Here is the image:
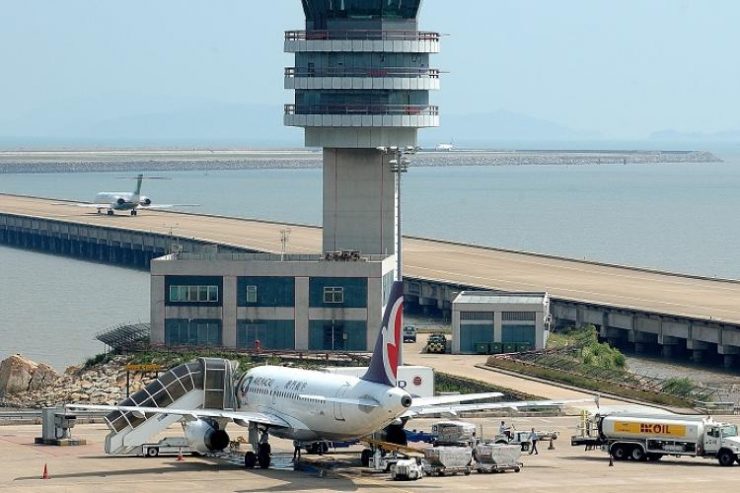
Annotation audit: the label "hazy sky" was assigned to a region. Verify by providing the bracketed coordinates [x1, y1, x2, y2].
[1, 0, 738, 139]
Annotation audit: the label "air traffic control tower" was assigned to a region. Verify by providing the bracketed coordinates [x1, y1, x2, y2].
[285, 0, 440, 259]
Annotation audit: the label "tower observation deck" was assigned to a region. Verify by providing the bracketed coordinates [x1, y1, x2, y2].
[285, 0, 440, 258]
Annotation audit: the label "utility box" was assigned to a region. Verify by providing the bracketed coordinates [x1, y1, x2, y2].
[35, 407, 87, 446]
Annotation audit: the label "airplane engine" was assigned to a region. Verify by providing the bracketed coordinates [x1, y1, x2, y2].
[183, 419, 230, 454]
[140, 196, 151, 206]
[378, 423, 408, 446]
[116, 197, 126, 205]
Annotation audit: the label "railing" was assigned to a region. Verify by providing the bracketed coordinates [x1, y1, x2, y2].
[285, 104, 439, 116]
[285, 67, 440, 78]
[285, 30, 440, 42]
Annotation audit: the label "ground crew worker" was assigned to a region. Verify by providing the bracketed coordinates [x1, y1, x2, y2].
[499, 420, 512, 440]
[529, 428, 539, 455]
[292, 440, 301, 462]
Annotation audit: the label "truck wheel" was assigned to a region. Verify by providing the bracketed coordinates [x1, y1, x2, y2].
[146, 447, 159, 458]
[611, 445, 627, 461]
[718, 450, 734, 467]
[631, 447, 646, 462]
[647, 453, 663, 462]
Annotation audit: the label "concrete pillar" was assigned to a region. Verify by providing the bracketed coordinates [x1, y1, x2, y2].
[322, 148, 396, 257]
[661, 345, 674, 359]
[222, 276, 237, 348]
[692, 350, 704, 363]
[150, 275, 166, 345]
[294, 277, 310, 351]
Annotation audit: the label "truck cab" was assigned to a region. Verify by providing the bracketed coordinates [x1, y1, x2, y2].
[704, 424, 740, 466]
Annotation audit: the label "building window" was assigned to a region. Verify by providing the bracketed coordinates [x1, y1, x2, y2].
[246, 285, 258, 303]
[460, 311, 494, 321]
[169, 285, 219, 303]
[323, 287, 344, 304]
[502, 311, 536, 322]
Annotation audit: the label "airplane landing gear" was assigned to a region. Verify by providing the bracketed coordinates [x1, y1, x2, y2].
[106, 210, 114, 216]
[258, 443, 271, 469]
[244, 451, 256, 469]
[130, 210, 137, 216]
[246, 424, 272, 469]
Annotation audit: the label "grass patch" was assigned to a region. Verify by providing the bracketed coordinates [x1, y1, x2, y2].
[435, 372, 541, 401]
[487, 357, 695, 408]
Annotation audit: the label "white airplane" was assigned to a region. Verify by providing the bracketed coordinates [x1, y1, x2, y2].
[69, 281, 590, 469]
[74, 173, 195, 216]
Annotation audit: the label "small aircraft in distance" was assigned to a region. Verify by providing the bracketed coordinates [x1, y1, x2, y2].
[74, 173, 196, 216]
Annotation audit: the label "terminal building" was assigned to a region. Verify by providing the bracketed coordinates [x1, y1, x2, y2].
[451, 292, 551, 354]
[150, 0, 440, 351]
[151, 253, 394, 351]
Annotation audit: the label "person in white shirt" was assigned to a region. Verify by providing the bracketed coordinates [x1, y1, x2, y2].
[499, 420, 512, 440]
[528, 428, 539, 455]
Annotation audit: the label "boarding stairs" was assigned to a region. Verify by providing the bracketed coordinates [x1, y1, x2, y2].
[102, 357, 237, 455]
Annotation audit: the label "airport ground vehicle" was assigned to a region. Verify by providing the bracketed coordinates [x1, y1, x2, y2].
[140, 437, 192, 457]
[403, 326, 417, 343]
[422, 446, 473, 476]
[425, 334, 447, 353]
[390, 458, 424, 480]
[431, 421, 477, 447]
[571, 413, 740, 466]
[494, 429, 559, 452]
[473, 444, 523, 473]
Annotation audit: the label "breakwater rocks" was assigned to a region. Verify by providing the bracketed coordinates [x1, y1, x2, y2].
[0, 149, 721, 173]
[0, 354, 154, 409]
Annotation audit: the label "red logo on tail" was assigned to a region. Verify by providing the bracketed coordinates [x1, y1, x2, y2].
[382, 297, 403, 385]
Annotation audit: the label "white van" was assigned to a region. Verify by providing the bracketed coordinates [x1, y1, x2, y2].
[403, 326, 417, 343]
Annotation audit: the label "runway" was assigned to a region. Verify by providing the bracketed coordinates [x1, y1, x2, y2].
[2, 193, 740, 325]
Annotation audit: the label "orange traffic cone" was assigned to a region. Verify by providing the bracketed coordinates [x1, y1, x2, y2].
[42, 463, 50, 480]
[176, 447, 185, 462]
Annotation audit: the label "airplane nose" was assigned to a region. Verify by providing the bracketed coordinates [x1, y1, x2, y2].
[401, 395, 412, 408]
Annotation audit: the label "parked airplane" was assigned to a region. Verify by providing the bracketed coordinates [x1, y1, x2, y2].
[69, 281, 589, 469]
[74, 173, 195, 216]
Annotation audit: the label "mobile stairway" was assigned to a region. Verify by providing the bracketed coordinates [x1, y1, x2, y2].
[102, 357, 237, 455]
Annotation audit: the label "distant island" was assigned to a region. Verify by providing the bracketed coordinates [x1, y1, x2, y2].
[0, 149, 721, 174]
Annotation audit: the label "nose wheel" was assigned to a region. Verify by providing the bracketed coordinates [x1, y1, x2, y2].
[130, 210, 138, 216]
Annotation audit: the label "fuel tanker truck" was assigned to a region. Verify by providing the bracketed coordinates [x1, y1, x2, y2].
[571, 412, 740, 466]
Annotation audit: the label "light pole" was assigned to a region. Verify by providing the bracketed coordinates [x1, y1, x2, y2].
[377, 146, 416, 281]
[377, 146, 417, 365]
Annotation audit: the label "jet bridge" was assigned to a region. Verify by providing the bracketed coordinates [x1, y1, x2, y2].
[103, 357, 237, 455]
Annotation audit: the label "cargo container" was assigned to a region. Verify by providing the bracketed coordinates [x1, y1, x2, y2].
[422, 446, 473, 476]
[572, 412, 740, 466]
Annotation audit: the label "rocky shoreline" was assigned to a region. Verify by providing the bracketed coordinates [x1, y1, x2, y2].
[0, 354, 154, 409]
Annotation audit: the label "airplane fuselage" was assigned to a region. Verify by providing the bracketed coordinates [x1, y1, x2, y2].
[94, 192, 140, 211]
[236, 366, 411, 442]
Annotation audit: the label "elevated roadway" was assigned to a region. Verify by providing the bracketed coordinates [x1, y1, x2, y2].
[2, 193, 740, 364]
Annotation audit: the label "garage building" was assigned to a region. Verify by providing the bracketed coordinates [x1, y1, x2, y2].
[452, 291, 550, 354]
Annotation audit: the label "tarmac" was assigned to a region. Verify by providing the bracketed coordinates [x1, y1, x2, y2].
[2, 193, 740, 325]
[3, 415, 740, 493]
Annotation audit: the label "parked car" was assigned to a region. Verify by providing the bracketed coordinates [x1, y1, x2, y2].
[403, 326, 417, 342]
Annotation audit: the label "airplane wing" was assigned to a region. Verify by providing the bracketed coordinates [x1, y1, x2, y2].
[402, 398, 596, 418]
[66, 403, 289, 428]
[52, 202, 112, 208]
[139, 204, 199, 209]
[410, 392, 503, 408]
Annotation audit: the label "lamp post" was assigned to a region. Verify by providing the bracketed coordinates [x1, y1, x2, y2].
[377, 146, 416, 281]
[377, 146, 417, 366]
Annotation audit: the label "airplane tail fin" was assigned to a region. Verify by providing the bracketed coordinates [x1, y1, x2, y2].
[133, 173, 144, 197]
[361, 281, 403, 387]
